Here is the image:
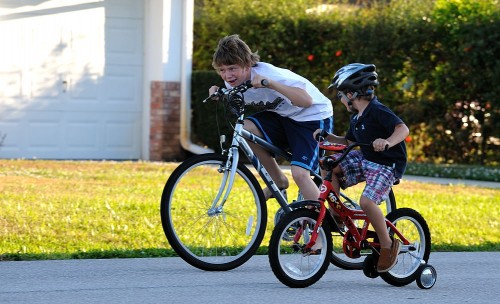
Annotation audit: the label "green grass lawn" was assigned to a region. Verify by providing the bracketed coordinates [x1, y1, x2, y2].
[0, 159, 498, 261]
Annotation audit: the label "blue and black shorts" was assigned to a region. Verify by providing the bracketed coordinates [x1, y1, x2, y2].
[246, 111, 333, 172]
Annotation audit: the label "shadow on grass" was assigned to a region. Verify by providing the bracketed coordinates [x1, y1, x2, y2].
[0, 248, 177, 261]
[1, 243, 498, 261]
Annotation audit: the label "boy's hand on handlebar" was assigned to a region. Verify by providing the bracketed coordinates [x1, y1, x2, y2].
[209, 85, 220, 96]
[251, 73, 269, 88]
[313, 129, 329, 141]
[372, 138, 390, 151]
[205, 85, 221, 102]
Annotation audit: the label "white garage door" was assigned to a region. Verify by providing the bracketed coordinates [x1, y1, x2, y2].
[0, 0, 144, 159]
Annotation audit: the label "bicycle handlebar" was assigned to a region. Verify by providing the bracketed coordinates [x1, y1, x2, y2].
[314, 129, 329, 142]
[318, 141, 388, 171]
[319, 142, 363, 171]
[203, 80, 253, 103]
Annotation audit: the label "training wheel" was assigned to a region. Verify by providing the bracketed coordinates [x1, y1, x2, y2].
[416, 264, 437, 289]
[362, 254, 379, 279]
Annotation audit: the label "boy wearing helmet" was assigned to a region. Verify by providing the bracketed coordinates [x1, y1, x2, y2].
[314, 63, 409, 272]
[209, 35, 333, 201]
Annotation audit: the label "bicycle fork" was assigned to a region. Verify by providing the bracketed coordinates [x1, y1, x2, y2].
[301, 199, 329, 254]
[207, 147, 240, 216]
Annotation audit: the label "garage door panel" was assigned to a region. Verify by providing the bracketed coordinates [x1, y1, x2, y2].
[68, 73, 102, 101]
[105, 0, 143, 18]
[66, 121, 99, 149]
[65, 111, 140, 159]
[106, 121, 138, 149]
[106, 18, 142, 66]
[26, 112, 63, 152]
[103, 75, 141, 109]
[0, 111, 63, 157]
[30, 73, 62, 99]
[0, 111, 141, 159]
[0, 111, 25, 154]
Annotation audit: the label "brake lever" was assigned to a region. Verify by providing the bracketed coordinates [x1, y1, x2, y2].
[202, 87, 227, 103]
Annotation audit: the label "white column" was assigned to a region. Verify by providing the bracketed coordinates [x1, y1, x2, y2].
[178, 0, 212, 154]
[142, 0, 211, 158]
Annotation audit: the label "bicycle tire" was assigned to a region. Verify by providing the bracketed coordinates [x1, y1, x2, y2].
[268, 209, 332, 288]
[380, 207, 431, 286]
[160, 153, 267, 271]
[330, 189, 397, 270]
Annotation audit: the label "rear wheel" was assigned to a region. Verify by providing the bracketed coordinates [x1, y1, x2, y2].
[380, 208, 431, 286]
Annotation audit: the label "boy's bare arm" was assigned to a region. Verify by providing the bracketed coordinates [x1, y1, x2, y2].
[373, 123, 409, 151]
[313, 129, 350, 145]
[252, 73, 313, 108]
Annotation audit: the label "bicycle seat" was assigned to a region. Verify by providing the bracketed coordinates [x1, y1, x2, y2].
[319, 142, 346, 152]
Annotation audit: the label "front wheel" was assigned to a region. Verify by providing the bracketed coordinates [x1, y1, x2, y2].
[380, 207, 431, 286]
[268, 209, 332, 288]
[160, 153, 267, 271]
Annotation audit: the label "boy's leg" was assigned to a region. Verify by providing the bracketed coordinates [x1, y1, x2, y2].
[327, 151, 363, 226]
[361, 196, 400, 272]
[360, 197, 392, 248]
[290, 165, 318, 200]
[328, 150, 364, 196]
[243, 119, 289, 199]
[286, 117, 332, 201]
[360, 161, 400, 272]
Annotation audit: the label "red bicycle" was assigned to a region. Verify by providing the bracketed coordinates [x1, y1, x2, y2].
[268, 141, 437, 289]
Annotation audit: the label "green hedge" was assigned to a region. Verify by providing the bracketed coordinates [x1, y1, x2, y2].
[191, 70, 224, 152]
[191, 0, 499, 165]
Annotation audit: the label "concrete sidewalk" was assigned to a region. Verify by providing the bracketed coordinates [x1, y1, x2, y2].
[1, 253, 499, 304]
[403, 175, 499, 189]
[277, 165, 499, 189]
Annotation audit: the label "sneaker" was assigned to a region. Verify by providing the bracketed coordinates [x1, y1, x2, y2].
[377, 240, 401, 273]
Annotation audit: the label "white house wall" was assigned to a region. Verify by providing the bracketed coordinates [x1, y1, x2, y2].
[0, 0, 145, 159]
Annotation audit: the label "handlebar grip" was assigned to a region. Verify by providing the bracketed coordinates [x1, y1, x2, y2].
[202, 87, 226, 103]
[368, 141, 390, 151]
[315, 129, 329, 141]
[244, 80, 253, 88]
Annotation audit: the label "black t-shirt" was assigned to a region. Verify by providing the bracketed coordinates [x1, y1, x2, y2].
[345, 97, 407, 178]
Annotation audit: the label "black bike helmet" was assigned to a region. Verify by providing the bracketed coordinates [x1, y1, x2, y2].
[328, 63, 379, 92]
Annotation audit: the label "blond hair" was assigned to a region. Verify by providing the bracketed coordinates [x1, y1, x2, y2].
[212, 34, 260, 69]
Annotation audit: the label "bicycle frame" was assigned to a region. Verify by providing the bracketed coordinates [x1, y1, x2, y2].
[211, 112, 297, 214]
[206, 81, 346, 222]
[302, 161, 413, 258]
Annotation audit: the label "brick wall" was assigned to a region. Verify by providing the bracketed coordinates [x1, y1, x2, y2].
[150, 81, 186, 161]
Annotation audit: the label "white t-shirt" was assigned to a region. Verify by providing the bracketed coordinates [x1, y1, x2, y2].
[224, 62, 333, 122]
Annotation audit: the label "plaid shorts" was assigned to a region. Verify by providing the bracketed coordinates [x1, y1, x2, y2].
[331, 150, 396, 204]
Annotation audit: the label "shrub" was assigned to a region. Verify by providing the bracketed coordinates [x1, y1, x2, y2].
[191, 0, 499, 165]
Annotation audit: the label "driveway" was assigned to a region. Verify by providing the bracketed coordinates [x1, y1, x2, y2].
[1, 252, 498, 304]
